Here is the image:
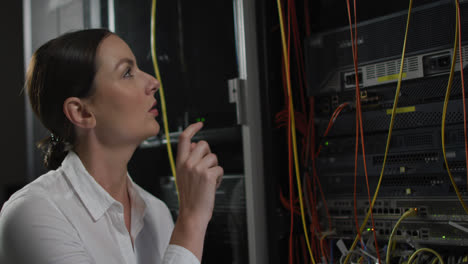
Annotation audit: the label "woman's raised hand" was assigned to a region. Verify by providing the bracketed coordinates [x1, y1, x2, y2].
[169, 122, 223, 261]
[175, 122, 224, 226]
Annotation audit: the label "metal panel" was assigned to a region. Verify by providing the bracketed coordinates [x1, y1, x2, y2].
[235, 0, 268, 263]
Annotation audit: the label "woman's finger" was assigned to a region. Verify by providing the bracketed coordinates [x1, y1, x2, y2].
[208, 166, 224, 188]
[176, 122, 203, 163]
[186, 140, 211, 165]
[198, 153, 218, 170]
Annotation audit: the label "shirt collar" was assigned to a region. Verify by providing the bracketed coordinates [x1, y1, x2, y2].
[61, 151, 146, 223]
[127, 176, 147, 239]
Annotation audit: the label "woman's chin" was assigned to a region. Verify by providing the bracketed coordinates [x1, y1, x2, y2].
[148, 121, 160, 137]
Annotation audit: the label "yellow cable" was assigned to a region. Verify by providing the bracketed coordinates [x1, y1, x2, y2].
[276, 0, 316, 263]
[344, 1, 413, 263]
[407, 248, 444, 264]
[358, 256, 364, 263]
[151, 0, 179, 200]
[441, 0, 468, 215]
[386, 208, 417, 264]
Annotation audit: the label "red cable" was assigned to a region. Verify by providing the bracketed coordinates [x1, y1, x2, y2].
[315, 103, 348, 158]
[295, 237, 301, 264]
[280, 190, 301, 215]
[345, 0, 364, 247]
[320, 237, 328, 264]
[346, 0, 381, 262]
[309, 98, 333, 231]
[456, 0, 468, 192]
[305, 170, 321, 261]
[290, 0, 307, 113]
[300, 237, 308, 264]
[288, 103, 294, 264]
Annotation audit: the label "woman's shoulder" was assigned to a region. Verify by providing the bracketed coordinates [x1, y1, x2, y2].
[0, 170, 89, 264]
[0, 170, 68, 238]
[0, 169, 66, 219]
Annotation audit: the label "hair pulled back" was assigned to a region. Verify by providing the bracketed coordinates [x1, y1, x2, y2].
[26, 29, 112, 170]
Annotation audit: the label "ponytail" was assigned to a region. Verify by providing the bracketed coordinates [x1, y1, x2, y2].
[37, 134, 71, 170]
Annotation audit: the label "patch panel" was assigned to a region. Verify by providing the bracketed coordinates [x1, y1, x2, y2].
[330, 218, 468, 246]
[325, 199, 468, 221]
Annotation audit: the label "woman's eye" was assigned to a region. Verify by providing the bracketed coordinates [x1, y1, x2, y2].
[123, 67, 133, 78]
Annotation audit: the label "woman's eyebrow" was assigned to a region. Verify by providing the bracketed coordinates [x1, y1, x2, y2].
[114, 57, 134, 70]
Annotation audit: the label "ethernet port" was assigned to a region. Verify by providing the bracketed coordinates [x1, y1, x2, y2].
[397, 230, 402, 236]
[419, 207, 428, 216]
[412, 230, 419, 237]
[396, 208, 401, 214]
[385, 229, 390, 235]
[389, 208, 395, 214]
[383, 208, 389, 214]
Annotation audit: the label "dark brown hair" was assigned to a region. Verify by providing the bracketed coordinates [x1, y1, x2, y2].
[26, 29, 112, 170]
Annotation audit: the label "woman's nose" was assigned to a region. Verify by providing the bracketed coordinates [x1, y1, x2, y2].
[146, 73, 160, 95]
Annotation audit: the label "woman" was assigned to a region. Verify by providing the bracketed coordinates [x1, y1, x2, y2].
[0, 29, 223, 264]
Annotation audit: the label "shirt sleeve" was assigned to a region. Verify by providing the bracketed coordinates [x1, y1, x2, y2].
[162, 244, 200, 264]
[156, 201, 200, 264]
[0, 193, 95, 264]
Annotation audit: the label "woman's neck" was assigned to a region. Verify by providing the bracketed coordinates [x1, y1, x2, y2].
[74, 139, 136, 204]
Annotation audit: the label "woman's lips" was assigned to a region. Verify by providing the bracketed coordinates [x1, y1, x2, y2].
[149, 108, 159, 116]
[149, 101, 159, 116]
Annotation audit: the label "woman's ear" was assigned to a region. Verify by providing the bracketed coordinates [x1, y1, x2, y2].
[63, 97, 96, 129]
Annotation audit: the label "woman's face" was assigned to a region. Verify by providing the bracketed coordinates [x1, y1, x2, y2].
[87, 34, 160, 147]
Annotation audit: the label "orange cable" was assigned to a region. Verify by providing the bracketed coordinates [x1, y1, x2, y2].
[346, 0, 381, 262]
[346, 0, 363, 250]
[310, 98, 333, 230]
[300, 237, 308, 264]
[290, 0, 306, 113]
[315, 103, 348, 158]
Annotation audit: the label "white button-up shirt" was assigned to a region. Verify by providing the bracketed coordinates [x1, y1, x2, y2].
[0, 151, 199, 264]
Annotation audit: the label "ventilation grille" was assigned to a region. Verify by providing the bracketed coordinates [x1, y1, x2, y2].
[455, 46, 468, 65]
[373, 152, 438, 165]
[445, 129, 466, 145]
[445, 161, 467, 172]
[404, 134, 433, 147]
[382, 174, 442, 187]
[366, 57, 419, 80]
[364, 111, 463, 132]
